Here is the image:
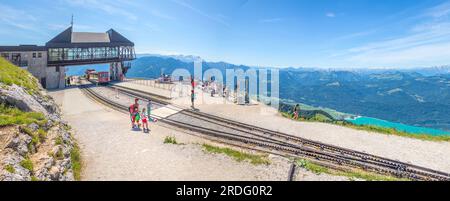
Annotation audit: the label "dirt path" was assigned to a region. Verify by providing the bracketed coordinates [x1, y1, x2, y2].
[48, 87, 346, 181]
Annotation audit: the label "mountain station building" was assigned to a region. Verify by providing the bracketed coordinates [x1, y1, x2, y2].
[0, 26, 135, 89]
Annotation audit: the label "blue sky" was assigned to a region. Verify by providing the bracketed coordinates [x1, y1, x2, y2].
[2, 0, 450, 68]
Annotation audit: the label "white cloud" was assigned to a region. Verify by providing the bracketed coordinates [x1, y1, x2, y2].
[334, 29, 377, 41]
[259, 18, 283, 23]
[331, 1, 450, 68]
[0, 4, 37, 31]
[149, 9, 176, 21]
[326, 12, 336, 18]
[143, 23, 163, 32]
[66, 0, 138, 20]
[171, 0, 230, 27]
[48, 23, 93, 31]
[425, 1, 450, 18]
[348, 41, 450, 67]
[135, 49, 183, 56]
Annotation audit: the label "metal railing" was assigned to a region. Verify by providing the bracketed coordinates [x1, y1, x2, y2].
[125, 78, 174, 90]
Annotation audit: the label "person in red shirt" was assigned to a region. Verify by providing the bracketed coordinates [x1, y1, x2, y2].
[129, 98, 139, 128]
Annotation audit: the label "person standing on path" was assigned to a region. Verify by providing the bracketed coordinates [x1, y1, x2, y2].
[129, 98, 140, 128]
[191, 76, 195, 109]
[147, 100, 154, 122]
[293, 104, 300, 120]
[141, 108, 149, 133]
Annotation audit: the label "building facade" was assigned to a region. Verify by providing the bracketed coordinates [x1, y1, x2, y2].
[0, 27, 135, 89]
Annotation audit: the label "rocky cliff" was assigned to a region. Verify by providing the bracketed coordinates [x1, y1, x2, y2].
[0, 58, 80, 181]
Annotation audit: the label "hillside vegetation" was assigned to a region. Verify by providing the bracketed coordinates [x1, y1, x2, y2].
[281, 112, 450, 141]
[0, 59, 80, 181]
[0, 104, 47, 127]
[0, 57, 40, 95]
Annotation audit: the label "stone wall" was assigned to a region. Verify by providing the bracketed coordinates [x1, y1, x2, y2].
[45, 66, 66, 89]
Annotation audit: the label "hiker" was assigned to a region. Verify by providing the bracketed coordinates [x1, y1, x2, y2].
[223, 86, 227, 97]
[191, 89, 195, 109]
[293, 104, 300, 120]
[129, 98, 140, 128]
[141, 108, 149, 133]
[190, 76, 195, 109]
[147, 100, 154, 121]
[146, 100, 158, 123]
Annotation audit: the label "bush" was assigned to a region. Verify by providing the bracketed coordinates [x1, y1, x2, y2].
[37, 129, 47, 142]
[0, 104, 46, 127]
[70, 143, 82, 181]
[164, 136, 178, 144]
[5, 165, 15, 173]
[55, 136, 63, 145]
[202, 144, 270, 165]
[20, 159, 33, 172]
[295, 158, 408, 181]
[54, 148, 64, 160]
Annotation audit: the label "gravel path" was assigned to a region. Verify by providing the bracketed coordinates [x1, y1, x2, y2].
[48, 87, 347, 181]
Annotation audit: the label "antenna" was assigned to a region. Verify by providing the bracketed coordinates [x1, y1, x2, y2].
[71, 14, 74, 27]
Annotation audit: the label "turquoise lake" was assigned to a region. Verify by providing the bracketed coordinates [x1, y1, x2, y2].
[345, 117, 450, 136]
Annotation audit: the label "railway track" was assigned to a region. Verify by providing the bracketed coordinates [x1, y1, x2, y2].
[181, 110, 450, 180]
[81, 84, 450, 181]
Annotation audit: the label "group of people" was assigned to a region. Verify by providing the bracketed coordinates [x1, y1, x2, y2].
[129, 98, 157, 133]
[65, 76, 76, 87]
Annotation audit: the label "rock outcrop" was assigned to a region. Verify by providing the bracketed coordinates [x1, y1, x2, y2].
[0, 82, 79, 181]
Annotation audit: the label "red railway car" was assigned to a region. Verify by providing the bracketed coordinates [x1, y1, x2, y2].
[86, 69, 110, 84]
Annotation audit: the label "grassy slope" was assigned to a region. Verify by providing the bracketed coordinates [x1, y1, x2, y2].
[295, 158, 409, 181]
[0, 57, 47, 126]
[281, 112, 450, 142]
[0, 57, 40, 95]
[0, 58, 82, 180]
[0, 104, 47, 127]
[202, 144, 270, 165]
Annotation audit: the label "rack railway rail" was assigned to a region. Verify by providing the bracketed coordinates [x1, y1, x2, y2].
[80, 83, 450, 181]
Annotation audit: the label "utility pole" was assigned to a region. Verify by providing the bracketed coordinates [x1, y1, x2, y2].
[71, 14, 74, 27]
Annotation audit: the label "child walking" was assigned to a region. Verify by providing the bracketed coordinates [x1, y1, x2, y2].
[134, 106, 141, 129]
[141, 108, 149, 133]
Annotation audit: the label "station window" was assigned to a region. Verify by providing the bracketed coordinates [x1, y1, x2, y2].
[1, 53, 9, 59]
[33, 53, 37, 58]
[11, 53, 21, 62]
[56, 66, 60, 72]
[38, 52, 42, 58]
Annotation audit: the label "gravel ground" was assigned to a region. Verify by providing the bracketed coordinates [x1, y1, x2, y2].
[166, 112, 271, 141]
[48, 87, 346, 181]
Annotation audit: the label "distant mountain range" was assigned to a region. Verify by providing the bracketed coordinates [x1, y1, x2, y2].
[68, 54, 450, 131]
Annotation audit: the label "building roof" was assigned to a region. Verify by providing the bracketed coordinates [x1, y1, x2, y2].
[46, 26, 134, 48]
[0, 45, 46, 52]
[71, 32, 110, 43]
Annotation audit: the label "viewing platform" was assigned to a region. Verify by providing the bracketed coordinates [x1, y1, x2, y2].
[111, 78, 174, 100]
